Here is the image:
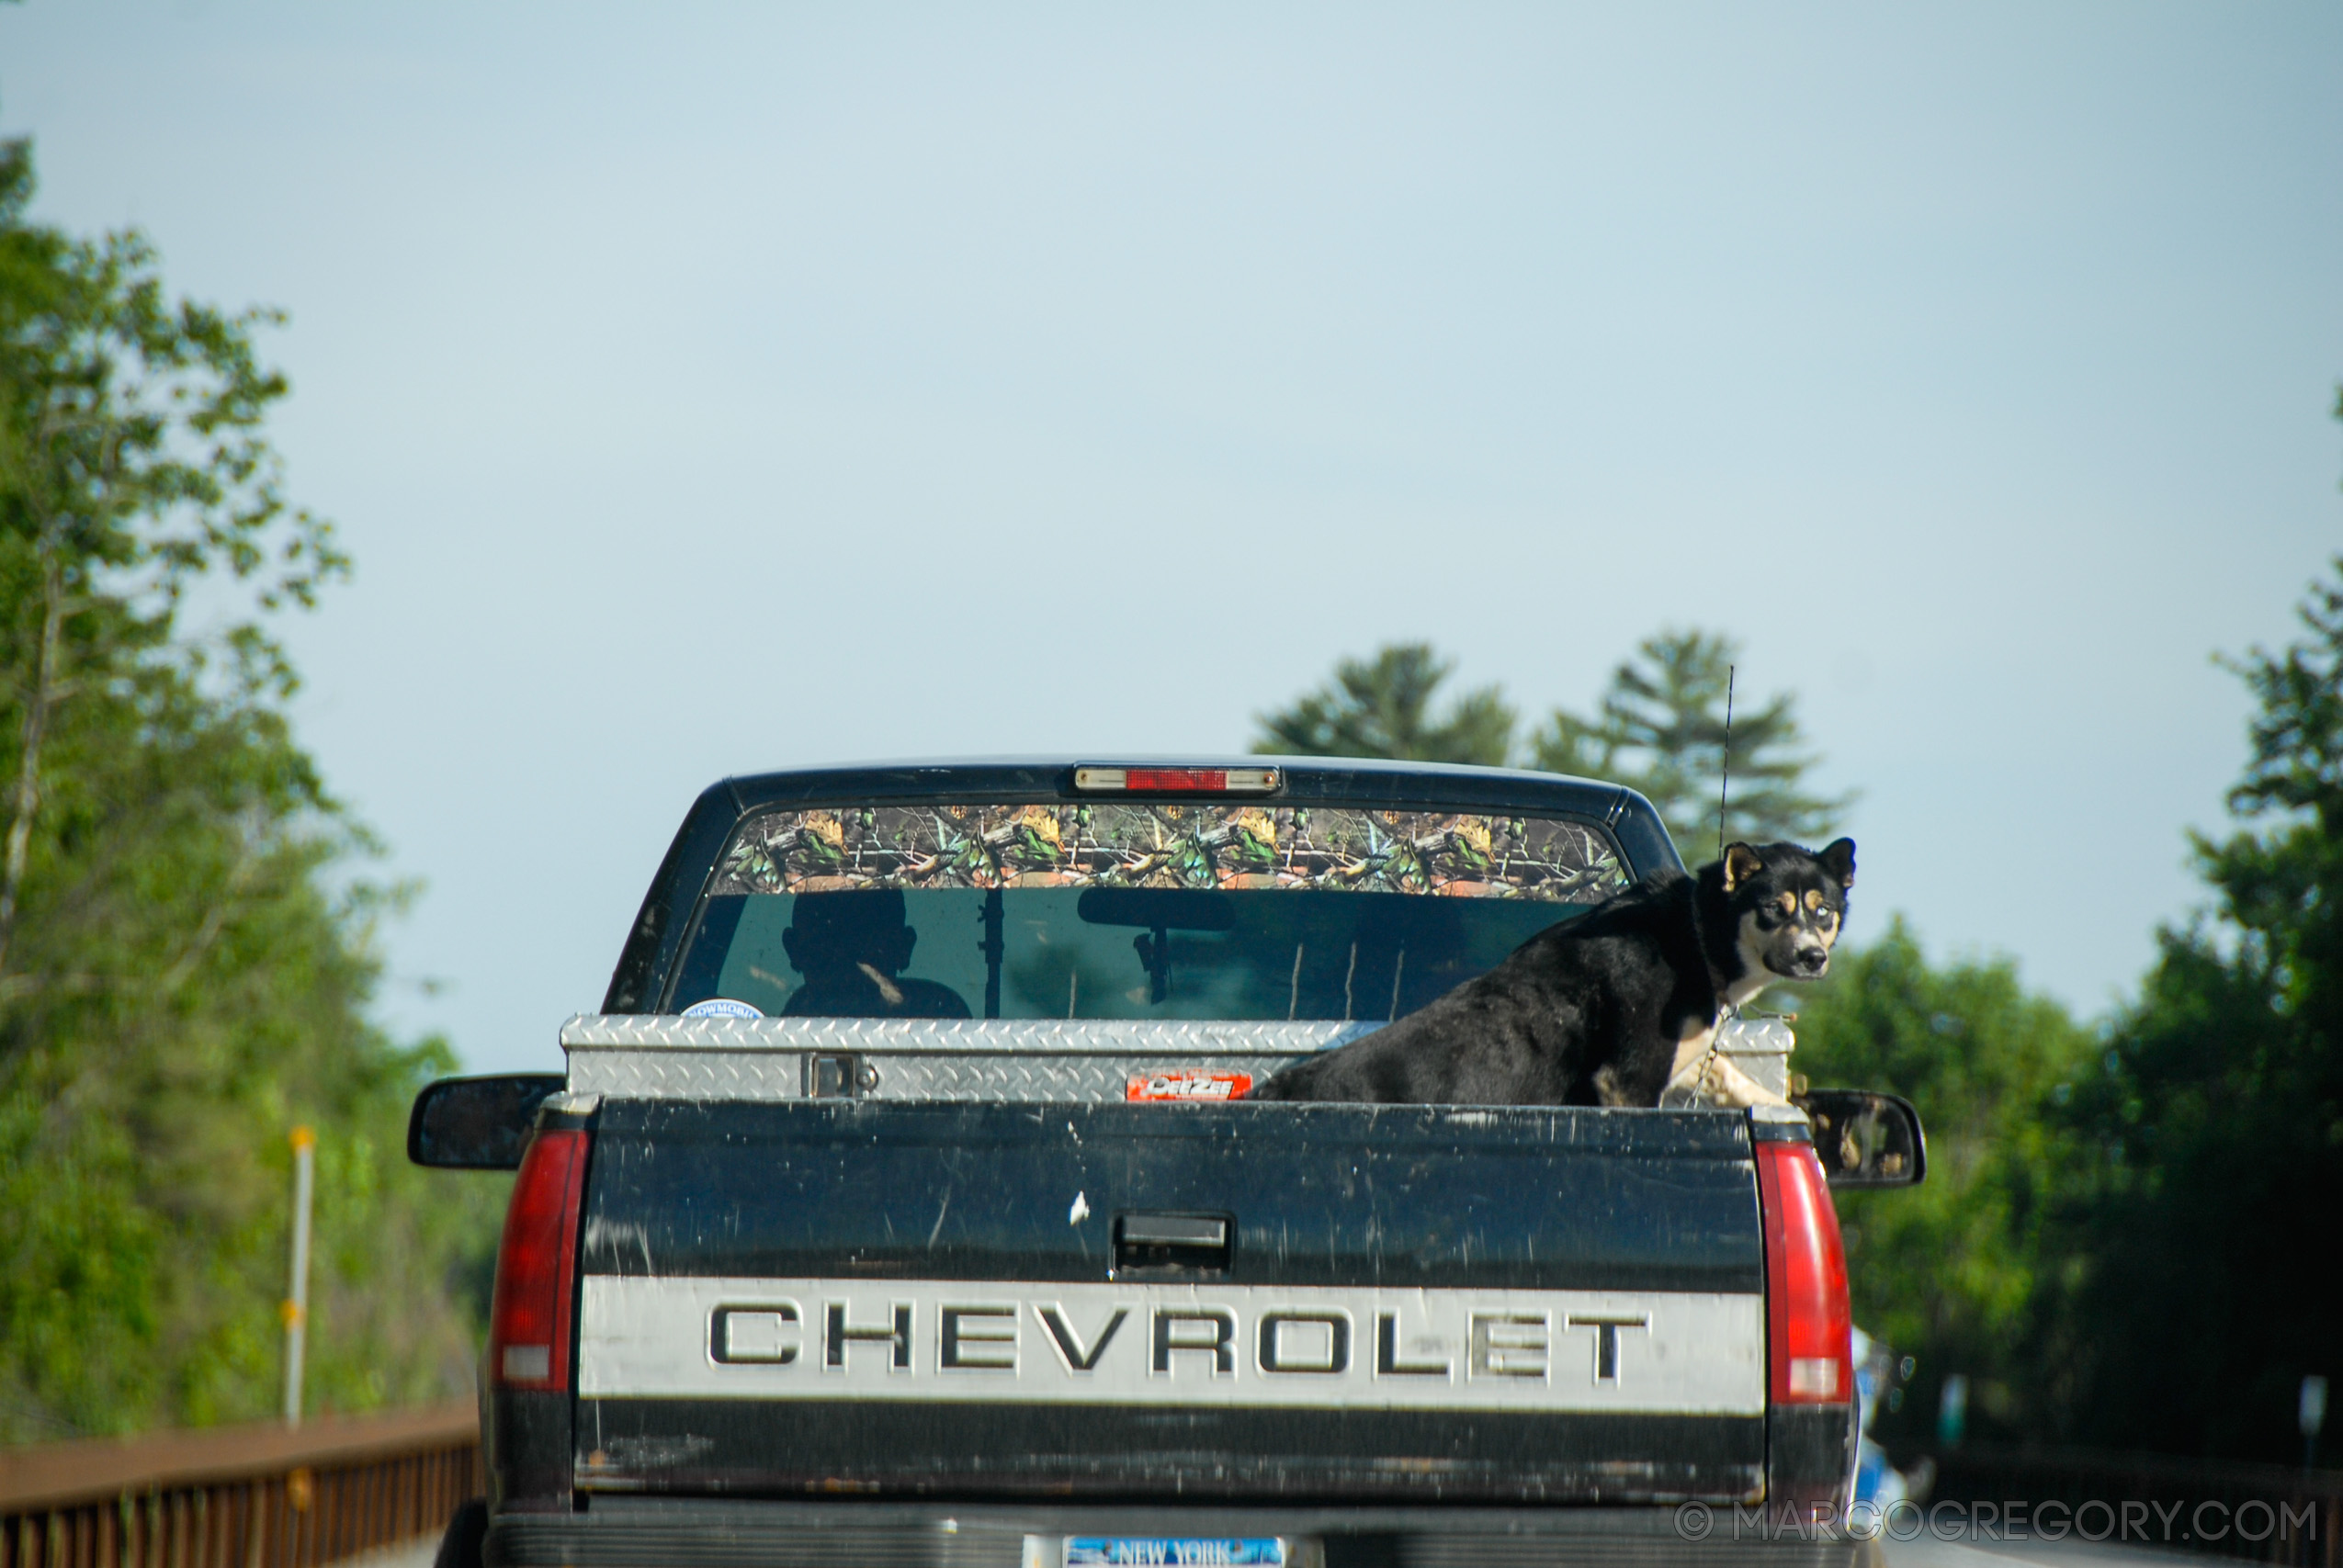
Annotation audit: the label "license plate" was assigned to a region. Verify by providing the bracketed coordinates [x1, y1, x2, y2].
[1064, 1540, 1285, 1567]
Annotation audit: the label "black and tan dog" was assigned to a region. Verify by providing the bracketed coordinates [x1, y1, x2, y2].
[1247, 839, 1855, 1108]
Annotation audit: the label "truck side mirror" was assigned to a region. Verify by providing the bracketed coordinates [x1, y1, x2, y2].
[1794, 1089, 1927, 1189]
[408, 1074, 566, 1169]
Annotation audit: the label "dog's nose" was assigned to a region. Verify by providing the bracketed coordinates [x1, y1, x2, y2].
[1794, 947, 1829, 975]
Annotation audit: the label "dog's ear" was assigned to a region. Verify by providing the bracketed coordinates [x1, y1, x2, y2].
[1721, 842, 1763, 893]
[1818, 838, 1856, 889]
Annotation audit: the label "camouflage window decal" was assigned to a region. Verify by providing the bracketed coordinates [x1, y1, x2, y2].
[713, 804, 1628, 902]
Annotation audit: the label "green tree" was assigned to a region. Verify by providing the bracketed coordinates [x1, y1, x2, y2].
[2037, 555, 2343, 1462]
[1786, 921, 2094, 1451]
[1529, 628, 1848, 852]
[0, 139, 501, 1442]
[1253, 642, 1515, 766]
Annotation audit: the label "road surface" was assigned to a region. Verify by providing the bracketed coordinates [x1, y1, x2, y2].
[1895, 1536, 2248, 1567]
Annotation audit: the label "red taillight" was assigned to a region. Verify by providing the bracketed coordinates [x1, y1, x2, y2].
[1755, 1137, 1852, 1404]
[489, 1128, 589, 1390]
[1072, 766, 1281, 795]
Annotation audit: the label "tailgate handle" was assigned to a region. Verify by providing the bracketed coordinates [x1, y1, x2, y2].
[1114, 1213, 1231, 1276]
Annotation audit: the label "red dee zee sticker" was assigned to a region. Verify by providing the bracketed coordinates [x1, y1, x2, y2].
[1126, 1070, 1253, 1102]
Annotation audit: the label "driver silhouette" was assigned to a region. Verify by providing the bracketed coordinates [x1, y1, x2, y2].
[779, 890, 970, 1018]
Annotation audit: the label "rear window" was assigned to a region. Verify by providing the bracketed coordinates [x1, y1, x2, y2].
[668, 803, 1629, 1022]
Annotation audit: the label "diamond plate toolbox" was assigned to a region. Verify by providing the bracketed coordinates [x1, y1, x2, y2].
[560, 1015, 1380, 1103]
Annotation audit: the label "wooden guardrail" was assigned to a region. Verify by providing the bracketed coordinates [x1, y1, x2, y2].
[1933, 1444, 2342, 1567]
[0, 1405, 479, 1568]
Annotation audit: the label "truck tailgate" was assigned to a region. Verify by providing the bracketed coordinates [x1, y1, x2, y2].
[572, 1100, 1765, 1505]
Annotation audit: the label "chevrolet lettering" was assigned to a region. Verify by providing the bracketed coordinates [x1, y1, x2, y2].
[583, 1280, 1761, 1410]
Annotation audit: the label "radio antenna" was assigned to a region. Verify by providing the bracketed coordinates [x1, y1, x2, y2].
[1716, 663, 1736, 862]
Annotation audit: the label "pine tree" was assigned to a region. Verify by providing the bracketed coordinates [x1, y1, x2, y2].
[1528, 629, 1849, 855]
[1252, 642, 1514, 767]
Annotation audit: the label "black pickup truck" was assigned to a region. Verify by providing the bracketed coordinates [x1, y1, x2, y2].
[413, 759, 1923, 1568]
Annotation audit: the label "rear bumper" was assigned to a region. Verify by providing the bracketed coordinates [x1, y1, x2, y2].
[487, 1498, 1874, 1568]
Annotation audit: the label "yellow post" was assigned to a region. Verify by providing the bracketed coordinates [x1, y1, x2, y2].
[283, 1125, 316, 1427]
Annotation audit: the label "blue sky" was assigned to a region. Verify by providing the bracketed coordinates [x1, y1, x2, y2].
[6, 2, 2339, 1070]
